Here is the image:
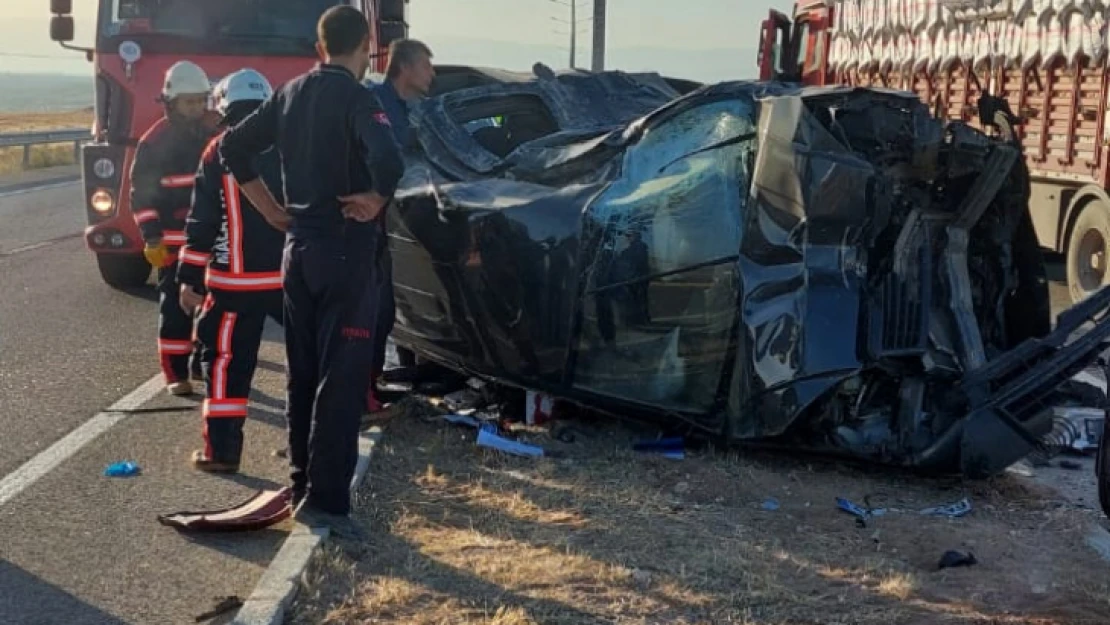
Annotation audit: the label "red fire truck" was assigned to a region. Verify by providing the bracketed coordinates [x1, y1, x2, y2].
[757, 0, 1110, 306]
[46, 0, 408, 289]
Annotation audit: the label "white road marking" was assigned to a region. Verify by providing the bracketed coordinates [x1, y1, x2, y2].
[0, 179, 80, 200]
[0, 374, 165, 508]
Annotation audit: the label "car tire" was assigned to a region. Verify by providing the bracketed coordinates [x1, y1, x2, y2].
[96, 253, 151, 290]
[1066, 198, 1110, 305]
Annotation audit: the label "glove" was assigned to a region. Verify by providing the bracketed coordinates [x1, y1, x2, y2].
[143, 242, 172, 268]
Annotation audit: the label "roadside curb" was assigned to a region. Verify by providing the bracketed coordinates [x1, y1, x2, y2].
[230, 427, 384, 625]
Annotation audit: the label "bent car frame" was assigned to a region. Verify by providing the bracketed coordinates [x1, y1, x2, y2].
[385, 65, 1110, 479]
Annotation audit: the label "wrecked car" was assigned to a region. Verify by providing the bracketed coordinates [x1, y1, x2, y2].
[385, 65, 1110, 478]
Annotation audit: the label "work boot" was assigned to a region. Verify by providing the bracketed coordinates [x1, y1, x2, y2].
[190, 450, 239, 474]
[292, 500, 367, 541]
[167, 380, 194, 396]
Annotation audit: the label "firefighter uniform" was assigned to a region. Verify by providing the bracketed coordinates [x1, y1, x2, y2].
[131, 113, 213, 389]
[220, 63, 405, 515]
[179, 136, 284, 472]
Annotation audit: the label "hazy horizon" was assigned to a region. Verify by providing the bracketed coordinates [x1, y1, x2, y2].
[0, 1, 792, 80]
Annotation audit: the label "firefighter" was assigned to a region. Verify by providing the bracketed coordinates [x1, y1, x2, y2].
[131, 60, 213, 396]
[177, 69, 285, 474]
[219, 6, 404, 539]
[364, 38, 436, 420]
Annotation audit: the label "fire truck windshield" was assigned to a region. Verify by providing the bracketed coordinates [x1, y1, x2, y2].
[97, 0, 343, 56]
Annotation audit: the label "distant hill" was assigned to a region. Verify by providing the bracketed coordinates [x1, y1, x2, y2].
[0, 73, 93, 113]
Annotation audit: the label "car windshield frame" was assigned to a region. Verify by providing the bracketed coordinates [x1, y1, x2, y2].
[95, 0, 344, 57]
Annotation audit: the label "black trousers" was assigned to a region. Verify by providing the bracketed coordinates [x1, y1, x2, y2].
[156, 264, 197, 383]
[283, 232, 387, 515]
[196, 290, 283, 464]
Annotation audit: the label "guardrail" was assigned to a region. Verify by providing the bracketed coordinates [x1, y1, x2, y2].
[0, 128, 89, 169]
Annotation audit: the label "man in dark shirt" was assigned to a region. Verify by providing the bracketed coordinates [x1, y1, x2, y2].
[219, 5, 404, 539]
[364, 39, 435, 419]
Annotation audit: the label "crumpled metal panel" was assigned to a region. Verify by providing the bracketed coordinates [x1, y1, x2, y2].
[387, 68, 1110, 477]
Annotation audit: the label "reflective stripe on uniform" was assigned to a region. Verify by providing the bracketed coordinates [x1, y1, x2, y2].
[206, 268, 283, 291]
[157, 338, 193, 356]
[134, 209, 160, 224]
[202, 398, 249, 418]
[180, 248, 210, 267]
[160, 174, 195, 188]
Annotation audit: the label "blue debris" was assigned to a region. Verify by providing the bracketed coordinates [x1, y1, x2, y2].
[104, 461, 141, 477]
[442, 414, 482, 429]
[836, 497, 886, 520]
[919, 498, 972, 519]
[476, 428, 545, 458]
[762, 497, 780, 511]
[633, 437, 685, 460]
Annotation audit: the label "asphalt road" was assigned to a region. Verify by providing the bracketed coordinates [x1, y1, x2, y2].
[0, 172, 292, 624]
[0, 170, 1084, 623]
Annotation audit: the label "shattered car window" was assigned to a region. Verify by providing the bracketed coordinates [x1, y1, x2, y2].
[573, 99, 756, 415]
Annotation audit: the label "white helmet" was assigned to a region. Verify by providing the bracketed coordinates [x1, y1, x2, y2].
[162, 60, 210, 100]
[214, 69, 273, 116]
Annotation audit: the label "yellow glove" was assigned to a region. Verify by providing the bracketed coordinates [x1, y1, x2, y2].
[143, 242, 171, 268]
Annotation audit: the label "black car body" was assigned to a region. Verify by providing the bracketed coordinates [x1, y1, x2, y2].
[385, 65, 1110, 478]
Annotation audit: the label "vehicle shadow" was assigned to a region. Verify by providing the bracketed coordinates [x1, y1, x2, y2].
[0, 559, 130, 625]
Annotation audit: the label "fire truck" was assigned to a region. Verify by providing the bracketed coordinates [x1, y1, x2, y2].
[46, 0, 408, 289]
[757, 0, 1110, 306]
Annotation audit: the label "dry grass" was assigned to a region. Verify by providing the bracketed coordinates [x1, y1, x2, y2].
[0, 109, 92, 176]
[289, 404, 1110, 625]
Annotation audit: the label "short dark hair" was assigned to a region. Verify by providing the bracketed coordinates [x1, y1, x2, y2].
[386, 39, 433, 79]
[317, 6, 369, 57]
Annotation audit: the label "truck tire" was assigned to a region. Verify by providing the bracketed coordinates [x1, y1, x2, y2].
[96, 253, 151, 290]
[1066, 197, 1110, 304]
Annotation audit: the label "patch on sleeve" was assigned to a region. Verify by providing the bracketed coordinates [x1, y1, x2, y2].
[373, 111, 392, 127]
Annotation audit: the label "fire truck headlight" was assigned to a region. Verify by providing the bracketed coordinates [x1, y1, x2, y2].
[93, 158, 115, 179]
[91, 189, 114, 214]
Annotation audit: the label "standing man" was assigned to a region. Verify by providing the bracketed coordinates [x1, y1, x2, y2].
[178, 69, 285, 474]
[365, 38, 436, 419]
[219, 6, 405, 539]
[131, 60, 213, 396]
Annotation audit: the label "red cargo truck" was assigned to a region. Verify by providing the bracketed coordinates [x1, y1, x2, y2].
[758, 0, 1110, 305]
[46, 0, 408, 289]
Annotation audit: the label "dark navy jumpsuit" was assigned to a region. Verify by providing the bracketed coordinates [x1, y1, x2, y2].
[219, 64, 404, 515]
[178, 132, 286, 467]
[130, 116, 212, 384]
[366, 79, 412, 396]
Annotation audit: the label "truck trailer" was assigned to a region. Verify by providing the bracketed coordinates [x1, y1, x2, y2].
[758, 0, 1110, 304]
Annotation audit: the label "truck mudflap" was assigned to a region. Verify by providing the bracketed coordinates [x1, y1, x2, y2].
[948, 286, 1110, 478]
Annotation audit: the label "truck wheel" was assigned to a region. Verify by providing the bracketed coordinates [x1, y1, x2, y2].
[1066, 198, 1110, 304]
[96, 253, 151, 290]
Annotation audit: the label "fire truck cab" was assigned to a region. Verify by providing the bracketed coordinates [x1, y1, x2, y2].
[47, 0, 408, 289]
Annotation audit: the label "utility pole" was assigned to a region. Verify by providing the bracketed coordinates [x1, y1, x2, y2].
[569, 0, 577, 69]
[591, 0, 606, 71]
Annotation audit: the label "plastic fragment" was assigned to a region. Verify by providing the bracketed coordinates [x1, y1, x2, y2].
[104, 461, 141, 477]
[633, 437, 686, 460]
[442, 414, 482, 429]
[836, 497, 887, 521]
[919, 498, 973, 518]
[763, 498, 780, 511]
[476, 428, 545, 458]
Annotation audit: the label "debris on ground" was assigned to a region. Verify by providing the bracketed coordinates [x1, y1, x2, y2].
[287, 412, 1110, 625]
[104, 461, 141, 477]
[157, 488, 292, 533]
[194, 596, 243, 622]
[937, 550, 978, 571]
[919, 498, 973, 519]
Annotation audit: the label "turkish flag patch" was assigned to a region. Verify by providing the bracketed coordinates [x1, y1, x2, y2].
[373, 112, 392, 126]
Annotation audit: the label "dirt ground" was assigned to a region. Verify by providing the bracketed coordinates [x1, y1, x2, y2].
[288, 401, 1110, 625]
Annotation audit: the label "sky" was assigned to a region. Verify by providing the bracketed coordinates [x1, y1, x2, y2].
[0, 0, 795, 82]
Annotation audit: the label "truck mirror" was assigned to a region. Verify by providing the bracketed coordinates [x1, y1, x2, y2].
[51, 0, 73, 15]
[378, 0, 407, 23]
[378, 21, 407, 46]
[50, 15, 75, 43]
